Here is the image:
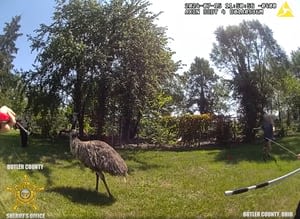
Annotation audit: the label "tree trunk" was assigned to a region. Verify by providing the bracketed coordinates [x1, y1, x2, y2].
[199, 86, 208, 114]
[121, 113, 131, 143]
[240, 82, 259, 142]
[96, 77, 108, 137]
[73, 75, 85, 137]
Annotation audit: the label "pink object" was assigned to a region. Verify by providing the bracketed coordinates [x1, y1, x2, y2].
[0, 112, 9, 122]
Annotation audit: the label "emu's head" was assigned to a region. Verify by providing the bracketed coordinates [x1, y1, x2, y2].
[69, 129, 79, 155]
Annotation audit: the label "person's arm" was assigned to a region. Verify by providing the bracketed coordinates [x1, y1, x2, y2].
[0, 106, 16, 131]
[0, 106, 16, 115]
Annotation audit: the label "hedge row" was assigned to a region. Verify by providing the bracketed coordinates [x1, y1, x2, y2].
[178, 114, 214, 145]
[145, 114, 235, 145]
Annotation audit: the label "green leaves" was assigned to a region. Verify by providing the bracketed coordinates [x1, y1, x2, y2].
[211, 20, 288, 141]
[0, 16, 22, 70]
[0, 16, 24, 112]
[184, 57, 218, 114]
[24, 0, 175, 140]
[291, 48, 300, 77]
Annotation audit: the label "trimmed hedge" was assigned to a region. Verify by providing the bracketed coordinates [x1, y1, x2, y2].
[140, 113, 236, 146]
[178, 113, 213, 146]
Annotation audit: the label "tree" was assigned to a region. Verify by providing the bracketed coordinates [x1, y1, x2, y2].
[0, 16, 24, 112]
[161, 72, 186, 115]
[26, 0, 114, 136]
[281, 74, 300, 125]
[211, 20, 288, 142]
[184, 57, 218, 114]
[0, 16, 22, 72]
[283, 49, 300, 123]
[291, 48, 300, 78]
[25, 0, 176, 140]
[211, 78, 231, 115]
[112, 6, 176, 142]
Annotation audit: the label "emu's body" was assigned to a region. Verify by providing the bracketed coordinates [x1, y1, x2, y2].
[70, 131, 128, 197]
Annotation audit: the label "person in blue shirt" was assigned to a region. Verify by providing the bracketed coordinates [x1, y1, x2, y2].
[262, 114, 274, 149]
[254, 113, 275, 161]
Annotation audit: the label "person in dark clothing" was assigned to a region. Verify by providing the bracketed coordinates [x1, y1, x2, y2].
[262, 114, 274, 155]
[253, 113, 276, 161]
[295, 201, 300, 219]
[16, 118, 29, 147]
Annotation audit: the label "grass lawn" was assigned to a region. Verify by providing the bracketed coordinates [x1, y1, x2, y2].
[0, 131, 299, 218]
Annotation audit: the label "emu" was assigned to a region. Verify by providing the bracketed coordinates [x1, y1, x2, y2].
[69, 130, 128, 197]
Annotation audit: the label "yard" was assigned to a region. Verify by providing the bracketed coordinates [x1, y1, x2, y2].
[0, 131, 299, 218]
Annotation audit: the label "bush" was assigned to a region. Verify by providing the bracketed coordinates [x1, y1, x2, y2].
[140, 113, 236, 146]
[29, 108, 70, 137]
[140, 115, 178, 145]
[214, 115, 232, 144]
[178, 113, 213, 146]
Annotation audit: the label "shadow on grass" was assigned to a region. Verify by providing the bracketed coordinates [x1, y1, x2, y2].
[0, 132, 72, 187]
[2, 132, 299, 175]
[47, 186, 115, 206]
[25, 165, 54, 186]
[214, 136, 300, 164]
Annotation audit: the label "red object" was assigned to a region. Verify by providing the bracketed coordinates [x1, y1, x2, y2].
[0, 112, 9, 122]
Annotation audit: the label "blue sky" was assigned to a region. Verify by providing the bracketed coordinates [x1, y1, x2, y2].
[1, 0, 300, 73]
[0, 0, 55, 71]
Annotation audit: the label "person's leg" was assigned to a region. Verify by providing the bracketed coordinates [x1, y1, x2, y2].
[263, 140, 272, 160]
[295, 200, 300, 219]
[263, 141, 268, 160]
[266, 140, 272, 154]
[20, 129, 28, 147]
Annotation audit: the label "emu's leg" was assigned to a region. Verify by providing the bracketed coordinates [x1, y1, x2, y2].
[98, 172, 113, 197]
[95, 173, 99, 191]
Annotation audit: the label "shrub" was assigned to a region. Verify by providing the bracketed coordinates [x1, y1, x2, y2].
[214, 115, 233, 144]
[140, 115, 179, 145]
[140, 113, 235, 146]
[178, 113, 213, 146]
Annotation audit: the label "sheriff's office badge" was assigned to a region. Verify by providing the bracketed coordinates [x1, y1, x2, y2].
[6, 175, 44, 210]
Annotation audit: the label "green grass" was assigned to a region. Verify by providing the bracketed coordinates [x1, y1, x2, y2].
[0, 131, 299, 218]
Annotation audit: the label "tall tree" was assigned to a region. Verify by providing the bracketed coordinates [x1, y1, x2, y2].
[0, 16, 23, 110]
[184, 57, 218, 114]
[113, 6, 176, 142]
[285, 49, 300, 122]
[25, 0, 107, 135]
[211, 20, 288, 142]
[291, 48, 300, 78]
[211, 78, 231, 115]
[25, 0, 176, 139]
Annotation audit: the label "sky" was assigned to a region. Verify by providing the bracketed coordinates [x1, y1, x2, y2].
[1, 0, 300, 75]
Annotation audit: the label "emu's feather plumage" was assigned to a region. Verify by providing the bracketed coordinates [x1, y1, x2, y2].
[71, 137, 128, 176]
[69, 130, 127, 197]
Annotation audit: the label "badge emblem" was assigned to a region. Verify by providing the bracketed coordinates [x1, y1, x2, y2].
[6, 175, 44, 210]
